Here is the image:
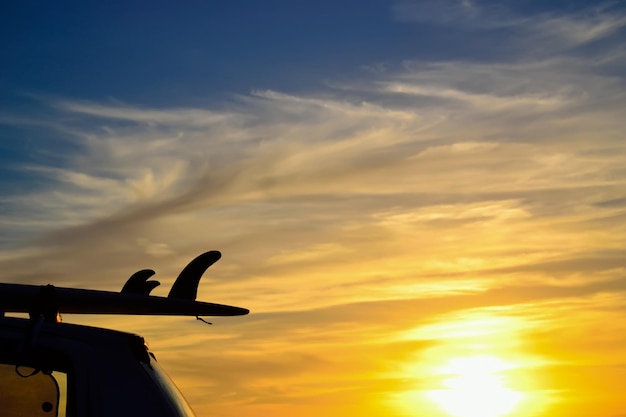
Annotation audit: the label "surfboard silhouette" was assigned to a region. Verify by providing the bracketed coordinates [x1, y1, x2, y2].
[0, 251, 248, 320]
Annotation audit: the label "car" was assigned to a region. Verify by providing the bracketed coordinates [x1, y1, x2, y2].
[0, 251, 248, 417]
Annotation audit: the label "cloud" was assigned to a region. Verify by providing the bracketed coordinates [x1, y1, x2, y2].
[393, 0, 626, 55]
[392, 0, 523, 29]
[1, 42, 624, 298]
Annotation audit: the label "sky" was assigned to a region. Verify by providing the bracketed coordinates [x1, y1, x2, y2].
[1, 1, 626, 416]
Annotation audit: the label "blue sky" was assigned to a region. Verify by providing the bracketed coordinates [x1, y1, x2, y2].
[4, 1, 621, 101]
[1, 2, 626, 417]
[3, 1, 424, 100]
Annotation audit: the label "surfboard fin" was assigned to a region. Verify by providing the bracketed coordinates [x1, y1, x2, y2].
[121, 269, 161, 295]
[168, 251, 221, 301]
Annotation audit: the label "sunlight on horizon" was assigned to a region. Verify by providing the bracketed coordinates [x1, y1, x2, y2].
[389, 312, 553, 417]
[427, 355, 524, 417]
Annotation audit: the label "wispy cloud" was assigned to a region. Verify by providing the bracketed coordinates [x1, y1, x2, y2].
[393, 0, 626, 55]
[2, 23, 624, 312]
[393, 0, 523, 29]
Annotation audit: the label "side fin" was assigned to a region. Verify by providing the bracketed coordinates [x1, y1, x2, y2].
[168, 251, 221, 300]
[121, 269, 160, 295]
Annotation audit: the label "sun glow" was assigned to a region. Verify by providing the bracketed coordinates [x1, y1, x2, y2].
[427, 356, 524, 417]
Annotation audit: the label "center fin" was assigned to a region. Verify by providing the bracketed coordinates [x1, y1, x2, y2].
[168, 251, 221, 300]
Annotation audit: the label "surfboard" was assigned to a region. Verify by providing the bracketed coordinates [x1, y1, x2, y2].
[0, 283, 249, 317]
[0, 251, 249, 319]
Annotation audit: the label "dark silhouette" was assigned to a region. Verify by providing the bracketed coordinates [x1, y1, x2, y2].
[121, 269, 160, 295]
[168, 250, 221, 301]
[0, 250, 248, 318]
[0, 250, 248, 417]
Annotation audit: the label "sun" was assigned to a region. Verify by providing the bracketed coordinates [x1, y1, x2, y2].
[427, 355, 524, 417]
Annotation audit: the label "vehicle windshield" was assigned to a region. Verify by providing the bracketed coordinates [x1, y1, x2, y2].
[142, 356, 196, 417]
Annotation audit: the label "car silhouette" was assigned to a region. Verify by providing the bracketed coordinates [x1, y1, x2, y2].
[0, 251, 248, 417]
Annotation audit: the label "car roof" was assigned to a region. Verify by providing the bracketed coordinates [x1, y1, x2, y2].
[0, 315, 148, 359]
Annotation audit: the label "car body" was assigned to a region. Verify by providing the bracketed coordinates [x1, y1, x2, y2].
[0, 251, 248, 417]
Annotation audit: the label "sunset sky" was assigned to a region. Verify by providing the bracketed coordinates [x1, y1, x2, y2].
[1, 1, 625, 416]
